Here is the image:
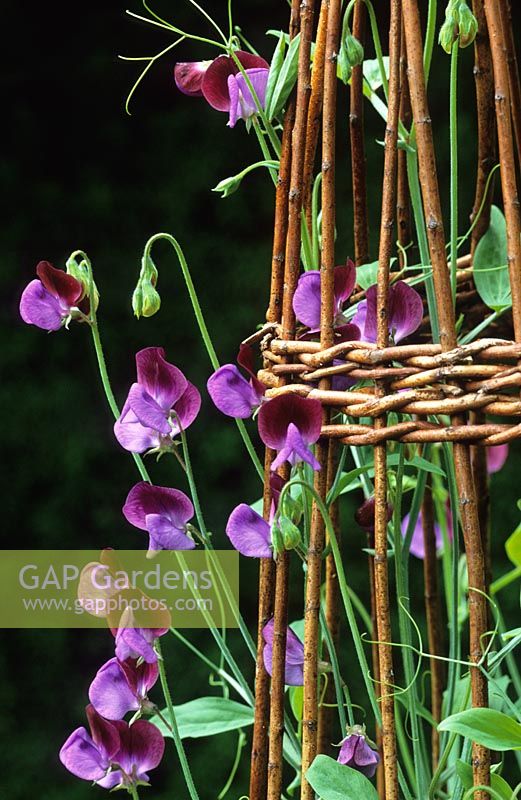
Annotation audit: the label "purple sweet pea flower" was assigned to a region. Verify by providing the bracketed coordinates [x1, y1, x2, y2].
[174, 60, 212, 96]
[227, 67, 269, 127]
[106, 719, 165, 789]
[19, 260, 84, 331]
[337, 726, 380, 779]
[89, 657, 159, 720]
[293, 262, 357, 333]
[113, 607, 169, 664]
[262, 618, 305, 686]
[487, 444, 509, 474]
[207, 344, 265, 418]
[258, 394, 323, 471]
[402, 509, 452, 560]
[225, 474, 285, 558]
[59, 704, 121, 786]
[123, 482, 195, 555]
[351, 281, 424, 343]
[114, 347, 201, 454]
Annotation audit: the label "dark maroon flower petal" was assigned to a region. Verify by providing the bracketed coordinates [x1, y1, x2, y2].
[355, 497, 392, 533]
[334, 261, 357, 309]
[237, 343, 266, 398]
[112, 719, 165, 778]
[202, 50, 269, 111]
[258, 394, 323, 450]
[174, 60, 211, 96]
[86, 704, 121, 760]
[135, 347, 188, 410]
[36, 260, 83, 306]
[353, 281, 423, 344]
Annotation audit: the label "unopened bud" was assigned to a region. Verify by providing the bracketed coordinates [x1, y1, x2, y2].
[439, 0, 477, 53]
[66, 251, 99, 312]
[271, 523, 284, 556]
[279, 516, 302, 551]
[457, 2, 478, 48]
[345, 34, 364, 68]
[337, 27, 364, 85]
[133, 254, 161, 318]
[355, 497, 393, 533]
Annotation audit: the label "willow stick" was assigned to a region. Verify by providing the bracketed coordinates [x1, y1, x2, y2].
[349, 0, 369, 265]
[470, 0, 496, 254]
[421, 483, 444, 770]
[303, 0, 329, 237]
[470, 412, 492, 617]
[402, 2, 491, 794]
[301, 3, 339, 796]
[397, 24, 412, 266]
[484, 0, 521, 342]
[499, 0, 521, 173]
[367, 525, 385, 799]
[372, 3, 402, 798]
[267, 2, 316, 798]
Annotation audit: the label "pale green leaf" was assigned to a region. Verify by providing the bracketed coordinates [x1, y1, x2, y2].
[151, 696, 254, 739]
[306, 755, 379, 800]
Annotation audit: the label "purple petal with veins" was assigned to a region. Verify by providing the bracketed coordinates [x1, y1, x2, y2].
[127, 383, 172, 435]
[226, 504, 272, 558]
[402, 510, 448, 559]
[202, 51, 269, 112]
[135, 347, 187, 410]
[352, 281, 423, 343]
[338, 733, 380, 778]
[262, 618, 304, 686]
[227, 68, 269, 127]
[207, 364, 262, 418]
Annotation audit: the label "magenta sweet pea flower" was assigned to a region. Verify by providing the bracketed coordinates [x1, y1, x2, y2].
[226, 68, 269, 127]
[487, 444, 509, 474]
[262, 618, 304, 686]
[293, 262, 358, 336]
[19, 260, 84, 331]
[207, 344, 265, 418]
[337, 726, 380, 778]
[402, 509, 452, 559]
[89, 657, 159, 720]
[105, 719, 165, 789]
[59, 704, 121, 787]
[225, 475, 285, 558]
[258, 394, 323, 471]
[351, 281, 424, 343]
[123, 482, 195, 555]
[114, 607, 169, 664]
[174, 60, 212, 96]
[114, 347, 201, 454]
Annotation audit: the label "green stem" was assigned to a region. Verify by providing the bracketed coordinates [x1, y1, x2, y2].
[142, 233, 263, 480]
[156, 640, 200, 800]
[449, 41, 459, 301]
[423, 0, 438, 84]
[218, 731, 246, 799]
[128, 784, 140, 800]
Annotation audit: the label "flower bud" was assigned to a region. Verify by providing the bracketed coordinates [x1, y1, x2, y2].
[281, 493, 302, 525]
[355, 497, 393, 533]
[66, 251, 99, 312]
[279, 516, 302, 551]
[345, 34, 364, 69]
[271, 523, 284, 556]
[457, 2, 478, 48]
[133, 254, 161, 318]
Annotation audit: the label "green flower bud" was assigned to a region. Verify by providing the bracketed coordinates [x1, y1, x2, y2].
[271, 523, 284, 556]
[279, 516, 302, 551]
[439, 2, 459, 54]
[337, 27, 364, 85]
[133, 254, 161, 318]
[457, 2, 478, 48]
[66, 251, 100, 312]
[345, 33, 364, 69]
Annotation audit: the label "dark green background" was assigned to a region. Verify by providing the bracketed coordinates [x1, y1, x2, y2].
[1, 1, 519, 797]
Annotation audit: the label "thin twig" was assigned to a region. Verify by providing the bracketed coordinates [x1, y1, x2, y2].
[350, 0, 369, 266]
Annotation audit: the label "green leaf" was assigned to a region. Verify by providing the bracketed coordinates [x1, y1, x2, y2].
[473, 205, 512, 311]
[151, 696, 254, 739]
[306, 754, 379, 800]
[362, 57, 390, 92]
[265, 33, 286, 116]
[506, 525, 521, 567]
[289, 686, 304, 722]
[407, 455, 446, 477]
[456, 759, 513, 800]
[438, 708, 521, 750]
[356, 258, 395, 290]
[266, 33, 301, 120]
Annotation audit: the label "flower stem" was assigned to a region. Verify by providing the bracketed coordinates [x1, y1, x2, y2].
[128, 784, 140, 800]
[142, 233, 263, 480]
[155, 639, 200, 800]
[449, 41, 459, 301]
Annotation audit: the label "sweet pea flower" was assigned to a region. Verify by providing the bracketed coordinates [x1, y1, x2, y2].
[487, 444, 509, 473]
[89, 657, 159, 720]
[175, 50, 269, 127]
[293, 262, 359, 340]
[262, 618, 304, 686]
[402, 509, 451, 560]
[113, 607, 169, 664]
[59, 704, 122, 787]
[355, 496, 393, 533]
[337, 725, 380, 778]
[207, 344, 265, 418]
[114, 347, 201, 454]
[225, 474, 285, 558]
[258, 394, 323, 472]
[105, 719, 165, 789]
[123, 482, 195, 555]
[19, 260, 84, 331]
[351, 281, 424, 343]
[174, 60, 212, 96]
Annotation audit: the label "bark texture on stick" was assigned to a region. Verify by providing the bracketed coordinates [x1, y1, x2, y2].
[350, 0, 369, 265]
[373, 2, 402, 797]
[397, 27, 412, 266]
[301, 2, 340, 796]
[499, 0, 521, 173]
[403, 1, 491, 793]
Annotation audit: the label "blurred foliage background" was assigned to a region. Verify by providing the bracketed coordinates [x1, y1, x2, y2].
[1, 1, 520, 797]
